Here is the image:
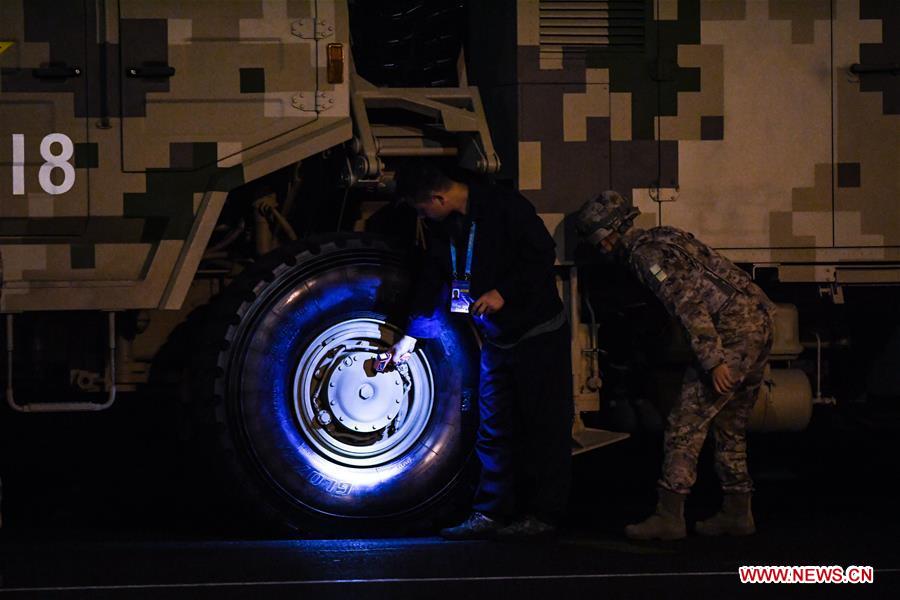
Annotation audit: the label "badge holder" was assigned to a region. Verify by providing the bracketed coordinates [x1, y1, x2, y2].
[449, 223, 477, 315]
[450, 278, 473, 314]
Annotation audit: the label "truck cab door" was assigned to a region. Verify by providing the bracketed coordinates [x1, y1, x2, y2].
[0, 0, 92, 245]
[833, 1, 900, 249]
[118, 0, 321, 173]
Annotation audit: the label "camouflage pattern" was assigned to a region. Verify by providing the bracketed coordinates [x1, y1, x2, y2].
[619, 224, 774, 494]
[623, 225, 775, 371]
[0, 0, 501, 408]
[573, 190, 639, 243]
[660, 296, 772, 494]
[468, 0, 900, 271]
[0, 0, 352, 312]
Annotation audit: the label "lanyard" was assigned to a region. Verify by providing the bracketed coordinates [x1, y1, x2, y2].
[450, 222, 476, 280]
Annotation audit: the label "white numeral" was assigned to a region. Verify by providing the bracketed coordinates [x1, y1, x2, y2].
[38, 133, 75, 195]
[10, 133, 76, 196]
[12, 134, 24, 195]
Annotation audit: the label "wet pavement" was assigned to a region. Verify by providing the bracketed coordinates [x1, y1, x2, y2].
[1, 533, 896, 599]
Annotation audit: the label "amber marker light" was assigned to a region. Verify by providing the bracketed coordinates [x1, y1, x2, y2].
[327, 43, 344, 84]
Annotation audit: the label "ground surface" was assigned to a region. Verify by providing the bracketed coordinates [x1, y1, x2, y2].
[0, 395, 897, 598]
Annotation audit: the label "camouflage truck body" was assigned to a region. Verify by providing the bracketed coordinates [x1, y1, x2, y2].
[466, 0, 899, 427]
[0, 0, 352, 313]
[0, 0, 507, 531]
[471, 0, 899, 271]
[0, 0, 897, 530]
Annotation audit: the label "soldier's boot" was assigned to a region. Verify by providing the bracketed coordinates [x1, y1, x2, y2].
[695, 493, 755, 536]
[624, 488, 687, 541]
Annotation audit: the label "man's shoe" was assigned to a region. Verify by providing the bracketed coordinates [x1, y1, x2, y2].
[496, 515, 557, 540]
[440, 512, 500, 540]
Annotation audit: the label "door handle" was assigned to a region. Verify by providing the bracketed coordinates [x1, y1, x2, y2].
[849, 63, 899, 76]
[32, 64, 82, 79]
[127, 65, 176, 78]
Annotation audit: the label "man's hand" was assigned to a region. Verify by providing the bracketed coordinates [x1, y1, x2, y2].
[471, 289, 505, 316]
[711, 363, 737, 395]
[388, 335, 417, 366]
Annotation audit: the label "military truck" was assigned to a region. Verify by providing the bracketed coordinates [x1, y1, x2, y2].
[1, 0, 898, 532]
[466, 0, 899, 433]
[0, 0, 507, 532]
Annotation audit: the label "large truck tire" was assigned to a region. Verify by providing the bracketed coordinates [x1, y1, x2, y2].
[191, 234, 479, 534]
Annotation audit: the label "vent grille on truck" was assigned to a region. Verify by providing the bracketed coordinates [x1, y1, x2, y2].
[538, 0, 646, 57]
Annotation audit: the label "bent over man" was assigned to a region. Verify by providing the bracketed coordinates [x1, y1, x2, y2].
[576, 191, 776, 540]
[391, 160, 573, 540]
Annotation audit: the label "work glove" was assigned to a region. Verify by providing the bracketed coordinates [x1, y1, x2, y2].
[388, 335, 418, 365]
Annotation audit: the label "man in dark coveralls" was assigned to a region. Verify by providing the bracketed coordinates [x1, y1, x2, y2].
[576, 191, 776, 540]
[390, 160, 573, 540]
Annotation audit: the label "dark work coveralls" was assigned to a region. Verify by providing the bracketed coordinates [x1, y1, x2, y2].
[407, 181, 573, 523]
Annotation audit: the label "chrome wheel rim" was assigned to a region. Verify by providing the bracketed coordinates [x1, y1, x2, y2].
[292, 318, 434, 468]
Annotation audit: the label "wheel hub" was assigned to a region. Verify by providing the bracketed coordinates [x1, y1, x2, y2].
[326, 351, 403, 431]
[292, 317, 434, 467]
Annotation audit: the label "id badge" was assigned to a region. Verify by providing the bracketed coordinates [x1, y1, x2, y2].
[450, 279, 473, 314]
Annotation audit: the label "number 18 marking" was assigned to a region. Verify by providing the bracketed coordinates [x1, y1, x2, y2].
[11, 133, 76, 195]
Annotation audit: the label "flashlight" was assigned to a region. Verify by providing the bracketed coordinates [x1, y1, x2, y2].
[373, 352, 392, 373]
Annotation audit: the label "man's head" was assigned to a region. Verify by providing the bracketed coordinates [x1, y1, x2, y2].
[574, 191, 641, 253]
[395, 160, 468, 222]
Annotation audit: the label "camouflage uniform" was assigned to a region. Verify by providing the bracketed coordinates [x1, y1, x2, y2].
[622, 226, 776, 495]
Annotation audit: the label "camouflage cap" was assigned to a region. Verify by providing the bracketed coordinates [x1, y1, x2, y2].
[574, 191, 641, 245]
